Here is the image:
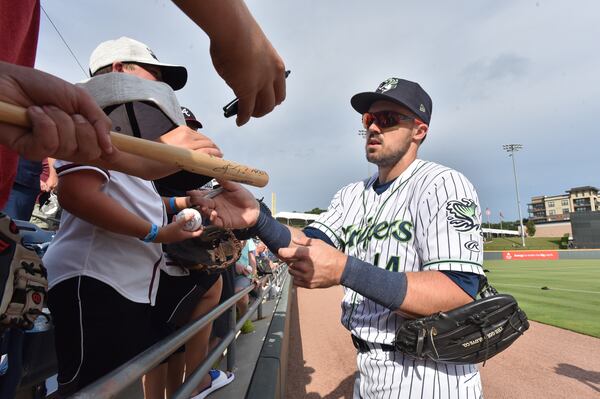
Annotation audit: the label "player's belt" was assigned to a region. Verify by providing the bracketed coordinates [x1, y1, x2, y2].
[351, 335, 395, 353]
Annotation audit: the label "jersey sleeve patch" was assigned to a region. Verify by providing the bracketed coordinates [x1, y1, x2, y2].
[415, 169, 485, 268]
[446, 198, 480, 233]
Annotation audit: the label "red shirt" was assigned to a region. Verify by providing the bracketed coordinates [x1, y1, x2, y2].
[0, 0, 40, 208]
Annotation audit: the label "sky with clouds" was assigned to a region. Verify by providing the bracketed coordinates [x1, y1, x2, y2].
[35, 0, 599, 221]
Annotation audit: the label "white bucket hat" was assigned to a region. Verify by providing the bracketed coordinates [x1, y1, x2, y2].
[89, 36, 187, 91]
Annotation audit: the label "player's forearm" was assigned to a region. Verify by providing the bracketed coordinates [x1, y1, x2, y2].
[400, 272, 473, 316]
[341, 258, 471, 317]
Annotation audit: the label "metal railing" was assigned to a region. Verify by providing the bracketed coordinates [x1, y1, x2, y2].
[73, 265, 289, 399]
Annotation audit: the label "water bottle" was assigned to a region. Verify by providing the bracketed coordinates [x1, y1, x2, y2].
[0, 353, 8, 376]
[27, 310, 51, 333]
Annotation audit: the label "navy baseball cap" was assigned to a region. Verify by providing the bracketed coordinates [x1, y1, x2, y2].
[181, 106, 203, 129]
[351, 78, 432, 125]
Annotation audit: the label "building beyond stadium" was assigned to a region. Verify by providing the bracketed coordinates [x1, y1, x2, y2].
[529, 186, 599, 223]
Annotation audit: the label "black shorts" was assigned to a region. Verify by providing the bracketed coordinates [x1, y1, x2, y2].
[212, 266, 235, 340]
[151, 270, 220, 338]
[47, 276, 154, 396]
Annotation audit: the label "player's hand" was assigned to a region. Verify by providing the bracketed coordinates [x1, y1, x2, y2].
[0, 61, 113, 161]
[154, 214, 205, 244]
[188, 180, 260, 229]
[210, 20, 286, 126]
[278, 236, 348, 289]
[158, 125, 223, 158]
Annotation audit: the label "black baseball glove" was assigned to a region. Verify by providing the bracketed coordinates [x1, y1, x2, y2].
[164, 226, 242, 274]
[394, 281, 529, 365]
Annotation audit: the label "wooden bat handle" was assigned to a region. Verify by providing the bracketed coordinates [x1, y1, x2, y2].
[0, 101, 269, 187]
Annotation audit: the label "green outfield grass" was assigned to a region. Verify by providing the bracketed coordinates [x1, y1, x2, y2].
[483, 259, 600, 337]
[483, 236, 561, 251]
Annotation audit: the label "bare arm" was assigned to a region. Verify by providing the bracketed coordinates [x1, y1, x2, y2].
[399, 272, 472, 317]
[86, 152, 179, 180]
[89, 125, 223, 180]
[249, 251, 257, 274]
[41, 157, 58, 192]
[0, 61, 112, 161]
[57, 170, 202, 243]
[171, 0, 286, 126]
[161, 195, 191, 214]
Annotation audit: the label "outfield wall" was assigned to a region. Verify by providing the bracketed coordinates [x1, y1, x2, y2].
[484, 249, 600, 260]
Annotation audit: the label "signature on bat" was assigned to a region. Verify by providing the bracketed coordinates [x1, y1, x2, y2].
[213, 162, 267, 176]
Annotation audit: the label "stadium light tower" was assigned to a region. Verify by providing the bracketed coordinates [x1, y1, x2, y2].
[503, 144, 526, 247]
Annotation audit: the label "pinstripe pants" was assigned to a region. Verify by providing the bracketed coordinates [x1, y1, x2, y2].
[353, 349, 483, 399]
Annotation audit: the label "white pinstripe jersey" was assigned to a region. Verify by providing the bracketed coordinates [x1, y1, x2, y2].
[310, 159, 485, 344]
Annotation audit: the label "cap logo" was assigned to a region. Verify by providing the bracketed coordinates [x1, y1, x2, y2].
[146, 47, 159, 61]
[376, 78, 399, 93]
[182, 108, 192, 118]
[419, 104, 426, 113]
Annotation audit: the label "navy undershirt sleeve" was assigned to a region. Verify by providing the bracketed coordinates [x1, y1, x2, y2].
[303, 226, 335, 247]
[440, 271, 482, 298]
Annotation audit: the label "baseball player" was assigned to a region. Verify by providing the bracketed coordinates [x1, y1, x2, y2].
[190, 78, 485, 398]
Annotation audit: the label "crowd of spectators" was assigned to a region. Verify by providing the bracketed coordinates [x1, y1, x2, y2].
[0, 1, 286, 398]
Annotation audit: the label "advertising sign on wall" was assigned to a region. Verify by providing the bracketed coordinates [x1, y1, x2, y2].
[502, 251, 559, 260]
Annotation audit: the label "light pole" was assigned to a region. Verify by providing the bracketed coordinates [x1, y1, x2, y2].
[503, 144, 526, 247]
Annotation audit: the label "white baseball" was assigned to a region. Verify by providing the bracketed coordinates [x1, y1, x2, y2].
[175, 208, 203, 232]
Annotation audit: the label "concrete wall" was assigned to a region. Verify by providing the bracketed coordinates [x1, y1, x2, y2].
[246, 277, 292, 399]
[534, 221, 572, 237]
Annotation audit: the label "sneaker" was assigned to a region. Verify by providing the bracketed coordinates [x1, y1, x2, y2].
[240, 319, 255, 334]
[190, 369, 234, 399]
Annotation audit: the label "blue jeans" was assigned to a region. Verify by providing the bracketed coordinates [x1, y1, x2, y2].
[0, 329, 24, 399]
[2, 182, 39, 221]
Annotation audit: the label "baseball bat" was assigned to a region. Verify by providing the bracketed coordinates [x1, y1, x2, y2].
[0, 101, 269, 187]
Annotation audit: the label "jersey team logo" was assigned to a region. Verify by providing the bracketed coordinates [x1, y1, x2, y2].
[446, 198, 480, 232]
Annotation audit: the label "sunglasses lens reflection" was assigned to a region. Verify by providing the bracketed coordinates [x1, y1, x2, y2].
[362, 111, 413, 130]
